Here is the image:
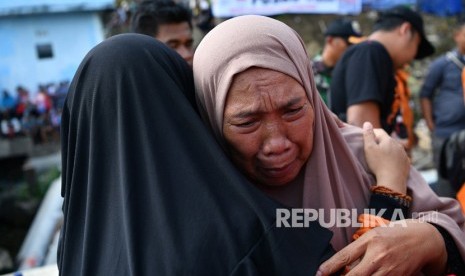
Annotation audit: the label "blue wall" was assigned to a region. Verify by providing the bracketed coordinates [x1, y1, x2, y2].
[0, 12, 105, 95]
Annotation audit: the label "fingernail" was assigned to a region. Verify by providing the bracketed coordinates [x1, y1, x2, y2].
[363, 121, 371, 130]
[316, 269, 323, 276]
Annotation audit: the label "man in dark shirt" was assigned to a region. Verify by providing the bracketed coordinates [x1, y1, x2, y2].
[330, 5, 434, 133]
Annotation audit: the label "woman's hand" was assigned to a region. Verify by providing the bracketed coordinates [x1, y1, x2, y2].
[317, 219, 447, 276]
[363, 122, 410, 194]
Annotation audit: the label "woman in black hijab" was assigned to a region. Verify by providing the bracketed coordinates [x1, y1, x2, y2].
[58, 34, 335, 275]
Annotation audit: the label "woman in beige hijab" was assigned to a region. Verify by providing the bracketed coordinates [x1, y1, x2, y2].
[194, 15, 465, 275]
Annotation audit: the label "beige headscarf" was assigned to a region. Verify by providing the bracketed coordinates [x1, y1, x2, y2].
[194, 15, 465, 257]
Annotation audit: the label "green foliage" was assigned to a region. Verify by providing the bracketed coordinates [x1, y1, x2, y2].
[14, 167, 61, 201]
[35, 167, 61, 198]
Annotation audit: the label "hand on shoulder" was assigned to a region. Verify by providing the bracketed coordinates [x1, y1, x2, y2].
[362, 122, 410, 194]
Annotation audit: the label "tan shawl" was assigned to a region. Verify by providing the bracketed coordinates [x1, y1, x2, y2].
[193, 15, 465, 257]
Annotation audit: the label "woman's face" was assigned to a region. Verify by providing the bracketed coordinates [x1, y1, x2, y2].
[222, 67, 314, 187]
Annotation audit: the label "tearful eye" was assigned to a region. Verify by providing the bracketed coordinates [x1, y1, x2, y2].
[226, 117, 260, 133]
[283, 104, 307, 121]
[236, 121, 256, 128]
[287, 106, 304, 115]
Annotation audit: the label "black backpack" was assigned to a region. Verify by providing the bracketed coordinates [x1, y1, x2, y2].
[439, 129, 465, 191]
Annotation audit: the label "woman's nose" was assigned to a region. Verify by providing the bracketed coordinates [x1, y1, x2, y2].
[261, 122, 291, 156]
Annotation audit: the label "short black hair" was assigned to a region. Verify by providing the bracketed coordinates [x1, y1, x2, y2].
[373, 14, 421, 41]
[131, 0, 192, 37]
[373, 16, 409, 32]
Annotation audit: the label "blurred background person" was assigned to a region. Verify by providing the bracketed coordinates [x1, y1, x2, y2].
[312, 17, 362, 105]
[420, 18, 465, 197]
[131, 0, 194, 66]
[191, 0, 214, 35]
[330, 6, 434, 152]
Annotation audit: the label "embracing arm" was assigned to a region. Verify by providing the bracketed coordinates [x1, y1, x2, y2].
[319, 182, 465, 276]
[318, 123, 465, 275]
[317, 219, 447, 275]
[362, 122, 408, 193]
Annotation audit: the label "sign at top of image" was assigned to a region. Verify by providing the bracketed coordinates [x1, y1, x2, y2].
[212, 0, 362, 17]
[0, 0, 113, 16]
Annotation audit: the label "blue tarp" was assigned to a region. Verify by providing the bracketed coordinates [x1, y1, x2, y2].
[362, 0, 416, 10]
[419, 0, 463, 16]
[362, 0, 463, 15]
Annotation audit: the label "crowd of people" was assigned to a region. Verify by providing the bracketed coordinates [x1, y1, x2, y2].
[295, 5, 465, 202]
[0, 82, 68, 144]
[55, 1, 465, 275]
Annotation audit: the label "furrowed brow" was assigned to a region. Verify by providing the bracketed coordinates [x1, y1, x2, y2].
[281, 97, 304, 109]
[230, 96, 304, 119]
[232, 108, 262, 119]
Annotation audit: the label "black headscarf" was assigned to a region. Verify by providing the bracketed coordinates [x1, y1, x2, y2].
[58, 34, 335, 275]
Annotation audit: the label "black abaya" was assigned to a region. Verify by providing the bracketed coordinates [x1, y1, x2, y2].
[58, 34, 335, 275]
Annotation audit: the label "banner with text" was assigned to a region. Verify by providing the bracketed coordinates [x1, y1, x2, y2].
[212, 0, 362, 17]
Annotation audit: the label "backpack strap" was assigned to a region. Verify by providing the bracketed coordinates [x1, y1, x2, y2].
[446, 51, 465, 69]
[445, 51, 465, 104]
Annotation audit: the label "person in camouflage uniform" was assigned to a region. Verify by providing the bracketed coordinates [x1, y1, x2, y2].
[312, 18, 362, 105]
